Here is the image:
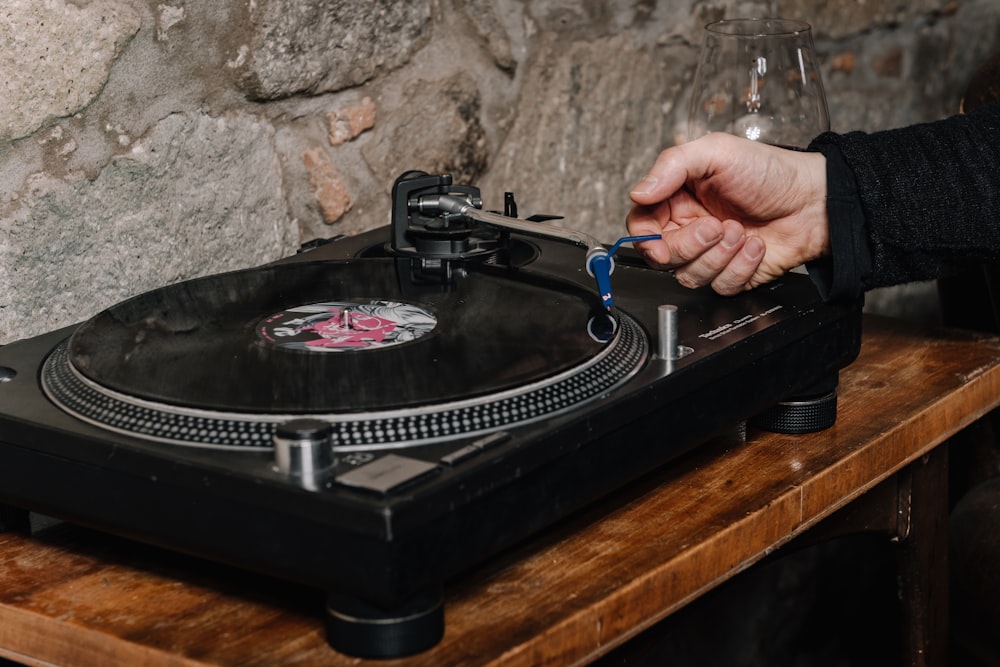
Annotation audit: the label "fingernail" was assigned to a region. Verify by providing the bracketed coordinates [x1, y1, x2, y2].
[745, 236, 765, 258]
[694, 221, 721, 245]
[630, 175, 657, 196]
[720, 225, 743, 249]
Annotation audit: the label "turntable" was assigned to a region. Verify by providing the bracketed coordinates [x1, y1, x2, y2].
[0, 171, 862, 659]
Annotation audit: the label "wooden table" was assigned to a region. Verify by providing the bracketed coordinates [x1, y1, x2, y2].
[2, 314, 1000, 667]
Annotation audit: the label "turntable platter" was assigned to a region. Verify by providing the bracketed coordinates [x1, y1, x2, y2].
[42, 259, 648, 451]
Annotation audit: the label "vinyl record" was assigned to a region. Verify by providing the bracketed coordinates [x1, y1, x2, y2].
[63, 258, 620, 414]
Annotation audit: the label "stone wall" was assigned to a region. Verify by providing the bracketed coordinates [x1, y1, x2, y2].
[2, 0, 998, 343]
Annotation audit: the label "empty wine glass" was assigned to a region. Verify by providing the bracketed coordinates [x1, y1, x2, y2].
[688, 18, 829, 148]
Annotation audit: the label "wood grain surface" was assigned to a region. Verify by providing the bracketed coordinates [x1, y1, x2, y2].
[2, 314, 1000, 667]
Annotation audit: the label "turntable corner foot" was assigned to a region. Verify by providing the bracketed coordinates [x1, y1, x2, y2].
[750, 372, 840, 434]
[324, 588, 444, 658]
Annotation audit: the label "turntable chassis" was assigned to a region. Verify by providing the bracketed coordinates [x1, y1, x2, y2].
[0, 225, 862, 658]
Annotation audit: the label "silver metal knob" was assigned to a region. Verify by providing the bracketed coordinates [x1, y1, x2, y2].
[273, 419, 334, 486]
[658, 304, 679, 360]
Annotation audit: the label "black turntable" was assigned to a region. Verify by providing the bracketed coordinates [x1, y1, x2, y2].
[0, 171, 862, 659]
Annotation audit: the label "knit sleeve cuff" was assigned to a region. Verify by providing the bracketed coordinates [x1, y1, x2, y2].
[804, 135, 872, 301]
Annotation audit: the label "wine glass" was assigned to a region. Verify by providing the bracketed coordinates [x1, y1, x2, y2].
[688, 18, 829, 148]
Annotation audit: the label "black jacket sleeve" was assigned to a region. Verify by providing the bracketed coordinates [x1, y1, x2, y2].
[806, 101, 1000, 298]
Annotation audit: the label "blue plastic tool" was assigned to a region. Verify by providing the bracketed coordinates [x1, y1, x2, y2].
[587, 234, 661, 310]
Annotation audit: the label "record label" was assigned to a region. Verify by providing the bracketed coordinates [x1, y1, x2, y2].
[258, 301, 437, 352]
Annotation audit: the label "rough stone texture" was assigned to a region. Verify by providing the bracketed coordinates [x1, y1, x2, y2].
[0, 112, 296, 342]
[303, 147, 353, 224]
[480, 31, 685, 238]
[781, 0, 951, 40]
[362, 71, 490, 188]
[156, 3, 187, 42]
[327, 97, 377, 146]
[236, 0, 433, 100]
[790, 1, 1000, 135]
[458, 1, 517, 72]
[2, 0, 1000, 343]
[0, 0, 141, 141]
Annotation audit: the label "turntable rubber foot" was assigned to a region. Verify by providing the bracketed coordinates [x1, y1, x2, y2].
[324, 588, 444, 658]
[750, 373, 839, 434]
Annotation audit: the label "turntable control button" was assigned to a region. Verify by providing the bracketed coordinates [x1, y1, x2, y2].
[273, 418, 335, 480]
[471, 431, 510, 450]
[441, 445, 481, 466]
[275, 418, 333, 443]
[335, 454, 439, 494]
[441, 432, 511, 466]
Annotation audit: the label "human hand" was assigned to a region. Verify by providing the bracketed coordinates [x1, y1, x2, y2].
[626, 133, 830, 295]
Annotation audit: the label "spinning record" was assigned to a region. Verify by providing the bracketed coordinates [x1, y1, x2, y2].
[42, 258, 648, 451]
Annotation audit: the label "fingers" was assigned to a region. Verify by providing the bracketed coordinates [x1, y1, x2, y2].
[628, 210, 725, 268]
[708, 235, 766, 295]
[629, 166, 684, 207]
[629, 174, 663, 203]
[625, 202, 671, 240]
[625, 134, 772, 294]
[674, 220, 746, 287]
[628, 134, 727, 206]
[625, 201, 675, 266]
[629, 214, 766, 295]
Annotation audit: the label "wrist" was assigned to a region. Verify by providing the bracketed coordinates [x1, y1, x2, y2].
[802, 151, 832, 262]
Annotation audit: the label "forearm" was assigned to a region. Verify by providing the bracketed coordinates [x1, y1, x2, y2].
[809, 101, 1000, 295]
